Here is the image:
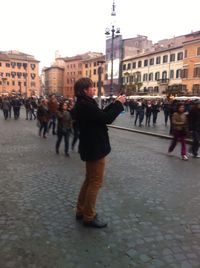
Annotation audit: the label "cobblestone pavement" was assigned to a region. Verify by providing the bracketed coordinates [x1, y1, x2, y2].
[1, 110, 200, 268]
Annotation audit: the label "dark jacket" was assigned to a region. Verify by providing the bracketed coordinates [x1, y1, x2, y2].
[74, 95, 124, 162]
[188, 107, 200, 131]
[56, 110, 72, 133]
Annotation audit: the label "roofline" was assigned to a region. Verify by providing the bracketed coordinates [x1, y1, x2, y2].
[123, 45, 183, 61]
[44, 66, 64, 71]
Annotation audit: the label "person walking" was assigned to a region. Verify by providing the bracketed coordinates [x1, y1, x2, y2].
[145, 100, 152, 126]
[134, 99, 145, 127]
[151, 100, 160, 126]
[168, 103, 188, 160]
[74, 77, 125, 228]
[48, 94, 58, 135]
[163, 99, 170, 126]
[37, 99, 50, 138]
[188, 100, 200, 158]
[2, 97, 10, 120]
[56, 102, 72, 156]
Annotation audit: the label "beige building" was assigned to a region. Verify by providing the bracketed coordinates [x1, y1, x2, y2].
[82, 54, 106, 96]
[0, 50, 40, 97]
[44, 66, 64, 96]
[122, 46, 184, 95]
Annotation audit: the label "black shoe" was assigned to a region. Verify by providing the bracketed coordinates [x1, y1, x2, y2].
[76, 214, 83, 220]
[65, 153, 70, 157]
[56, 149, 59, 155]
[83, 216, 107, 228]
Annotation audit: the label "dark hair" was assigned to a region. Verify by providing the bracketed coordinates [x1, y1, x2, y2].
[74, 78, 93, 97]
[177, 103, 185, 111]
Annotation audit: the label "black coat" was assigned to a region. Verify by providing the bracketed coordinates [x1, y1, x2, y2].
[188, 107, 200, 131]
[74, 95, 124, 161]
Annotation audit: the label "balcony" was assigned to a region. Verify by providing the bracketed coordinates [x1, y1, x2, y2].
[157, 79, 169, 85]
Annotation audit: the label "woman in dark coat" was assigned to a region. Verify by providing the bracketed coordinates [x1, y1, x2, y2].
[74, 77, 125, 228]
[56, 102, 72, 156]
[37, 99, 50, 138]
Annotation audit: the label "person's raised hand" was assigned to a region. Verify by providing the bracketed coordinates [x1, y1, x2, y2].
[115, 95, 126, 104]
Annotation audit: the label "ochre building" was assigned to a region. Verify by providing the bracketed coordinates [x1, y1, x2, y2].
[0, 51, 40, 97]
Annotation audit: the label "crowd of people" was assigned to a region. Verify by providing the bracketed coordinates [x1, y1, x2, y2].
[0, 94, 200, 161]
[122, 97, 200, 160]
[0, 94, 79, 157]
[0, 80, 200, 228]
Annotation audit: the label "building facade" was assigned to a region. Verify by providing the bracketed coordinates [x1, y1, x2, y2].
[82, 54, 106, 96]
[44, 66, 64, 96]
[0, 51, 40, 97]
[182, 31, 200, 95]
[122, 46, 184, 95]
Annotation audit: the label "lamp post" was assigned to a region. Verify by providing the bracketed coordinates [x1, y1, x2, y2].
[105, 0, 120, 97]
[97, 60, 105, 108]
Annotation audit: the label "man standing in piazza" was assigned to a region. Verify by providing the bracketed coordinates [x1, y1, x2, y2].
[74, 77, 125, 228]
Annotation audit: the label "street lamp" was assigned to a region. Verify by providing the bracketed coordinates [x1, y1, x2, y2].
[97, 60, 105, 108]
[105, 0, 120, 97]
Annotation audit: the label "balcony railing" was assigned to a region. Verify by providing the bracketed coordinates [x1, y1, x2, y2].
[157, 78, 169, 85]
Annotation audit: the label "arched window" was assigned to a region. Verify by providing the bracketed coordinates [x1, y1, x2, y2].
[176, 69, 182, 78]
[149, 73, 153, 81]
[155, 72, 160, 81]
[162, 71, 167, 79]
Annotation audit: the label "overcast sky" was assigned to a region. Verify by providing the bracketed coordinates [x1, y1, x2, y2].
[0, 0, 199, 70]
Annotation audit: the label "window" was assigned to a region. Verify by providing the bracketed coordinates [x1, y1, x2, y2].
[0, 81, 1, 85]
[31, 82, 36, 87]
[0, 62, 1, 66]
[162, 71, 167, 79]
[132, 62, 136, 69]
[163, 55, 168, 63]
[176, 69, 182, 78]
[193, 84, 200, 94]
[31, 73, 36, 80]
[138, 61, 142, 68]
[193, 67, 200, 77]
[149, 58, 154, 65]
[154, 86, 159, 93]
[177, 52, 183, 60]
[182, 69, 188, 78]
[12, 81, 15, 86]
[17, 63, 22, 69]
[123, 64, 126, 71]
[31, 64, 36, 70]
[155, 72, 160, 81]
[144, 59, 148, 66]
[7, 81, 9, 85]
[94, 62, 97, 67]
[23, 63, 27, 69]
[6, 63, 10, 67]
[184, 50, 188, 58]
[93, 69, 97, 75]
[85, 64, 88, 68]
[156, 57, 161, 64]
[170, 54, 175, 62]
[143, 73, 148, 81]
[6, 73, 10, 77]
[11, 62, 16, 68]
[17, 72, 22, 78]
[197, 47, 200, 56]
[149, 73, 153, 81]
[127, 63, 131, 70]
[170, 70, 174, 79]
[11, 72, 16, 78]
